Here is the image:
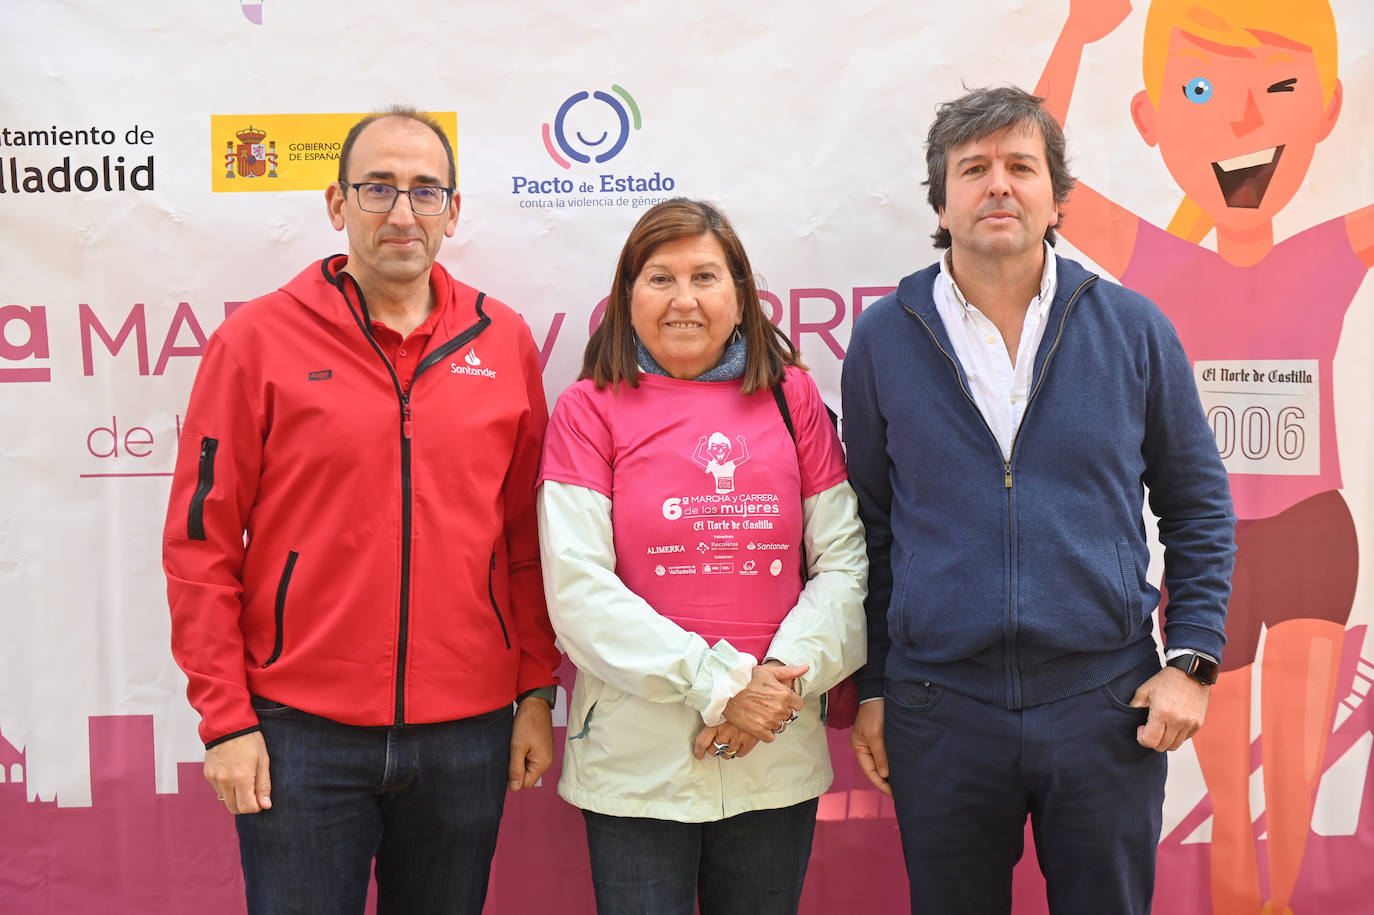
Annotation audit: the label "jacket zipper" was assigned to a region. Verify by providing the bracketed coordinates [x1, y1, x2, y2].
[904, 274, 1097, 489]
[1000, 275, 1097, 487]
[186, 437, 218, 541]
[334, 266, 492, 725]
[903, 273, 1097, 706]
[262, 550, 299, 667]
[487, 549, 512, 649]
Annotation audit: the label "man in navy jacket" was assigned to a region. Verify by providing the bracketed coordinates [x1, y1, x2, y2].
[841, 86, 1235, 913]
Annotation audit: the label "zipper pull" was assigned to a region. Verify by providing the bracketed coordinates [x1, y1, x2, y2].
[1004, 465, 1013, 489]
[403, 404, 413, 439]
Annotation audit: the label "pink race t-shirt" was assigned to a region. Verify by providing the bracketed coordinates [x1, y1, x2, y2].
[539, 366, 848, 661]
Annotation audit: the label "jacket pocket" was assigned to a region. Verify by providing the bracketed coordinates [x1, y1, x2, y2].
[487, 548, 512, 650]
[891, 551, 916, 645]
[1115, 542, 1138, 640]
[567, 676, 607, 741]
[261, 550, 298, 668]
[186, 436, 218, 541]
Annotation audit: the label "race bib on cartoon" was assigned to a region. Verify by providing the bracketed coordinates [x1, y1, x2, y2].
[1194, 360, 1318, 476]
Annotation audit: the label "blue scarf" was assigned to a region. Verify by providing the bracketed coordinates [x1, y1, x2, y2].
[636, 333, 747, 382]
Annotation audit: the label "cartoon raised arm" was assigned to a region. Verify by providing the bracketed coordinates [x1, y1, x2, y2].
[1034, 0, 1140, 275]
[730, 435, 749, 467]
[692, 435, 712, 469]
[1037, 0, 1133, 125]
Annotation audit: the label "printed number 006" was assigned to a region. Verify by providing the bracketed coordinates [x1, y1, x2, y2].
[1207, 405, 1305, 461]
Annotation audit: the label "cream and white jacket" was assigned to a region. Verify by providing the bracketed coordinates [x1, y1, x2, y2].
[538, 478, 867, 822]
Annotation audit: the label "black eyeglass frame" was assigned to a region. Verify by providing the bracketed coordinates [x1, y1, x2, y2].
[340, 181, 455, 215]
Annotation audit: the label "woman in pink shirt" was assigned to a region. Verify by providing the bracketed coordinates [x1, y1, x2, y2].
[537, 199, 867, 915]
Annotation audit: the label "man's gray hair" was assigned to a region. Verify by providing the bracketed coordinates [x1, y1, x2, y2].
[923, 86, 1075, 248]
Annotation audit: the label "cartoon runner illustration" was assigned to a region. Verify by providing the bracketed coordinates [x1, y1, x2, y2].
[692, 432, 750, 493]
[1038, 2, 1373, 912]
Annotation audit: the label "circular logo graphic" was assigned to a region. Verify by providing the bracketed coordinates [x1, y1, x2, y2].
[542, 85, 641, 169]
[655, 564, 666, 577]
[769, 559, 783, 577]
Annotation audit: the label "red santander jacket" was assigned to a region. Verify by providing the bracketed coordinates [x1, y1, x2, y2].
[164, 256, 558, 747]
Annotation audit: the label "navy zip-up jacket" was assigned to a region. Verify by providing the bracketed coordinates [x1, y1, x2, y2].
[842, 255, 1235, 708]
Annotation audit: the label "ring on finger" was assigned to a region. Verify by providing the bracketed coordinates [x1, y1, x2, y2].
[787, 711, 799, 723]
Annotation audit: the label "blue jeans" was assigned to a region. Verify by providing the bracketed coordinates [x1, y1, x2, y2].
[885, 656, 1168, 914]
[582, 799, 819, 915]
[235, 697, 512, 915]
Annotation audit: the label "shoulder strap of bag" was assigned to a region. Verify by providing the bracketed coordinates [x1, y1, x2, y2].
[770, 381, 805, 588]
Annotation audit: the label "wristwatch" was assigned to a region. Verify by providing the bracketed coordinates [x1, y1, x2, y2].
[1165, 652, 1220, 686]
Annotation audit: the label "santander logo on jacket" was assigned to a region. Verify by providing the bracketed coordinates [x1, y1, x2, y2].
[451, 346, 497, 378]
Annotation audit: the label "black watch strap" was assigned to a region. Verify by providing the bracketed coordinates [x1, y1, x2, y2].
[1166, 652, 1220, 686]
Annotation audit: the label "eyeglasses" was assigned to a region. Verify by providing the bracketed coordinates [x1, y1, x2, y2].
[342, 182, 453, 215]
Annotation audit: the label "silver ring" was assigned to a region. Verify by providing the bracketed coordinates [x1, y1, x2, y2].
[772, 725, 786, 735]
[712, 742, 737, 759]
[786, 712, 799, 723]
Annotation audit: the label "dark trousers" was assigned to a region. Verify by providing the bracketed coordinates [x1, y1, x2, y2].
[885, 656, 1167, 914]
[582, 798, 819, 915]
[235, 698, 512, 915]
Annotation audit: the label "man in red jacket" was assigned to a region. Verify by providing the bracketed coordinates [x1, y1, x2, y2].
[163, 107, 560, 914]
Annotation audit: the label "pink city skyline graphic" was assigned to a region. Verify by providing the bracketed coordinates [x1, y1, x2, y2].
[4, 641, 1372, 913]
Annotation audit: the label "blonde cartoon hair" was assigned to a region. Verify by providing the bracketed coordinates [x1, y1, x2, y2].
[1140, 0, 1339, 240]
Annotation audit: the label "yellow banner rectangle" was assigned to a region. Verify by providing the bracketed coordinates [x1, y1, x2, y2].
[209, 112, 458, 193]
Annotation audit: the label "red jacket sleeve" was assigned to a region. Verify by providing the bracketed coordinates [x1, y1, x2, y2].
[503, 320, 561, 695]
[162, 333, 265, 747]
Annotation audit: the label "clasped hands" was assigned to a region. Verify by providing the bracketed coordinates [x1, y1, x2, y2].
[692, 661, 808, 761]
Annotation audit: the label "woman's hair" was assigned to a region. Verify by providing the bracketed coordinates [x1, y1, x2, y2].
[580, 198, 802, 394]
[1139, 0, 1339, 239]
[1141, 0, 1338, 107]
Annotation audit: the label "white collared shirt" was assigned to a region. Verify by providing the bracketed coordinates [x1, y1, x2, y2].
[933, 242, 1057, 461]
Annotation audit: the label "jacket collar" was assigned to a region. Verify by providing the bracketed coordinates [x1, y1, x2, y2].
[897, 251, 1095, 328]
[283, 255, 483, 342]
[894, 252, 1097, 383]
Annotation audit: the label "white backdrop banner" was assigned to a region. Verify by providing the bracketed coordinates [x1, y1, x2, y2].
[3, 1, 1372, 912]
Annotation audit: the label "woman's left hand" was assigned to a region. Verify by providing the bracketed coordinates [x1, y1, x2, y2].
[721, 662, 808, 741]
[693, 722, 760, 760]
